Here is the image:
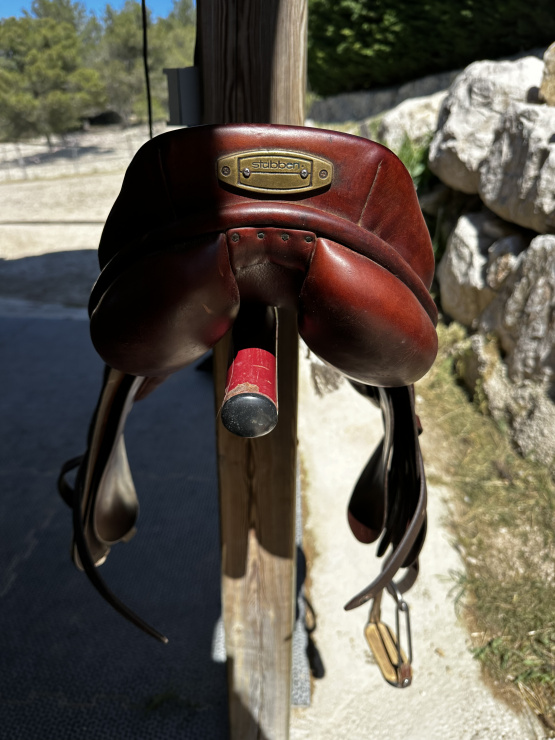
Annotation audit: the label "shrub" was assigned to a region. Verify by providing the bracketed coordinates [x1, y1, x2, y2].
[308, 0, 555, 96]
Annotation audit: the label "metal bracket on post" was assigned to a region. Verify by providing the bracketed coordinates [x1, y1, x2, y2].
[163, 67, 201, 126]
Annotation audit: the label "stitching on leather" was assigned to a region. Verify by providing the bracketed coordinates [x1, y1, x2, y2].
[357, 159, 383, 227]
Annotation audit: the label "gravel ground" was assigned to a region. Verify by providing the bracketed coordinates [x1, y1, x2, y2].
[0, 125, 170, 183]
[0, 171, 120, 308]
[0, 127, 546, 739]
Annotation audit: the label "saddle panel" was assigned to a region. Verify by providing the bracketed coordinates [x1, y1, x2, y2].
[91, 226, 437, 386]
[90, 233, 240, 377]
[298, 238, 438, 386]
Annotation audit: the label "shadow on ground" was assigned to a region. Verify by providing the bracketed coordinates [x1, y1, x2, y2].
[0, 251, 99, 307]
[0, 316, 229, 738]
[0, 144, 113, 172]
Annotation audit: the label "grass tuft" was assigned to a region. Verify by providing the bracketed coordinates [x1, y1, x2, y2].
[417, 323, 555, 734]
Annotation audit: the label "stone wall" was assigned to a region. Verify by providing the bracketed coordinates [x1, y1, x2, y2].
[308, 69, 462, 124]
[426, 43, 555, 468]
[310, 45, 555, 467]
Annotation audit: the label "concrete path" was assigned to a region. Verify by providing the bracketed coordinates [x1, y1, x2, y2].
[293, 360, 541, 739]
[0, 312, 229, 739]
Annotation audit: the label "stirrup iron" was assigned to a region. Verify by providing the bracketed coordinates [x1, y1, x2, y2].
[364, 582, 413, 688]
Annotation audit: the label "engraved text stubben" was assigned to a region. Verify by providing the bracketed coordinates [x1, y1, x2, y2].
[217, 149, 333, 195]
[251, 159, 301, 170]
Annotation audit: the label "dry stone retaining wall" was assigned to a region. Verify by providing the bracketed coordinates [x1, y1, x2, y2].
[423, 47, 555, 468]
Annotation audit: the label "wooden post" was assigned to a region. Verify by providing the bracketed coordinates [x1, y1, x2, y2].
[197, 1, 307, 738]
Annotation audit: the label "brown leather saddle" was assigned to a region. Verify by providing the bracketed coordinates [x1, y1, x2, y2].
[58, 124, 437, 685]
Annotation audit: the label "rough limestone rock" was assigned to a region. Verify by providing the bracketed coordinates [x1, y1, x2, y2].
[428, 57, 544, 194]
[456, 333, 555, 466]
[508, 383, 555, 465]
[437, 211, 528, 327]
[478, 102, 555, 233]
[539, 41, 555, 105]
[480, 235, 555, 386]
[455, 333, 509, 419]
[308, 69, 459, 123]
[376, 91, 446, 150]
[486, 234, 529, 290]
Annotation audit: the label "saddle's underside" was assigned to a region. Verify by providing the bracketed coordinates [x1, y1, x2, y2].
[60, 124, 438, 680]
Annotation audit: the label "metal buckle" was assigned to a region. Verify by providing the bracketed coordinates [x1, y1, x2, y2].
[364, 584, 413, 688]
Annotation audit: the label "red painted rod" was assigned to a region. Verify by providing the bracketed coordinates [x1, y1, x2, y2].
[220, 305, 278, 438]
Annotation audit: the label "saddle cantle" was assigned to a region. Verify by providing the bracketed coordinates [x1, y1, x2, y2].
[59, 124, 438, 662]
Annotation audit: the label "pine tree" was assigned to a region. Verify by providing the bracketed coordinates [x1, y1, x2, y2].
[0, 14, 105, 143]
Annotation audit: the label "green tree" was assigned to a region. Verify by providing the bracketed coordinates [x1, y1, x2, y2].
[26, 0, 88, 33]
[152, 0, 196, 124]
[0, 0, 197, 141]
[27, 0, 104, 68]
[154, 0, 195, 70]
[164, 0, 195, 28]
[0, 15, 105, 143]
[97, 0, 195, 125]
[97, 1, 158, 123]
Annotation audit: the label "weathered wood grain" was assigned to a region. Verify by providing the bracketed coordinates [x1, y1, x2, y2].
[213, 310, 299, 739]
[197, 1, 307, 737]
[198, 0, 306, 125]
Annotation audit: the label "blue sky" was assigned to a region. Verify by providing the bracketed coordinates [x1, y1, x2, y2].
[1, 0, 177, 20]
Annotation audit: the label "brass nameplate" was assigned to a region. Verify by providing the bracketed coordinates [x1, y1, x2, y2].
[217, 150, 333, 194]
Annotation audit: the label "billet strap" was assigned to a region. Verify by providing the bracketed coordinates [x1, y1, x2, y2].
[58, 366, 168, 644]
[344, 384, 426, 610]
[346, 382, 425, 686]
[58, 455, 84, 507]
[71, 457, 168, 643]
